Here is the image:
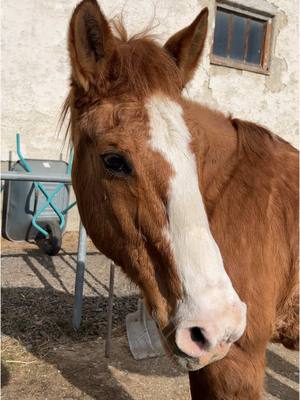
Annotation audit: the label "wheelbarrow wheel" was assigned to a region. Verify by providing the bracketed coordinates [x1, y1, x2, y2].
[35, 221, 62, 256]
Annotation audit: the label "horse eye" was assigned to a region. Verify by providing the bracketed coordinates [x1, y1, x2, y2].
[101, 153, 132, 176]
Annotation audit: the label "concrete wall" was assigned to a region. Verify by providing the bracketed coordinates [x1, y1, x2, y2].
[2, 0, 299, 230]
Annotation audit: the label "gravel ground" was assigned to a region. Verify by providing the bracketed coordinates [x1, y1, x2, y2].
[1, 234, 299, 399]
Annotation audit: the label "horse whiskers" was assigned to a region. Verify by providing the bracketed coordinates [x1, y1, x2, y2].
[151, 314, 179, 343]
[158, 329, 177, 356]
[164, 324, 178, 340]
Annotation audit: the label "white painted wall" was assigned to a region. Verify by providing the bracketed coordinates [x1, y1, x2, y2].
[1, 0, 299, 230]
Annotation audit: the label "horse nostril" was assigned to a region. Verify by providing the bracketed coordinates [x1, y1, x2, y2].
[190, 327, 207, 347]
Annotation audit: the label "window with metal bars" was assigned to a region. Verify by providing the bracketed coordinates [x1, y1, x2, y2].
[211, 5, 273, 74]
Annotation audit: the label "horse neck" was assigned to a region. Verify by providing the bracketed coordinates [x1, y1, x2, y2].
[180, 98, 239, 217]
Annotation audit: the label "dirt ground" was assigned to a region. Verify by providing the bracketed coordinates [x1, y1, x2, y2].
[1, 233, 299, 400]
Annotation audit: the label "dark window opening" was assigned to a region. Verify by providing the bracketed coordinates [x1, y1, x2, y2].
[211, 6, 273, 74]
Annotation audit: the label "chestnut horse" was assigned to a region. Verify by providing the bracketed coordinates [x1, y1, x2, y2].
[64, 1, 299, 398]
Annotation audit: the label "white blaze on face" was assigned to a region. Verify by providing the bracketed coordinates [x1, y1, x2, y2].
[146, 96, 243, 330]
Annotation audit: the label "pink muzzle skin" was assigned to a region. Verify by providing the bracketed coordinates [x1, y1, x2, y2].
[175, 327, 232, 370]
[172, 296, 247, 371]
[160, 322, 231, 371]
[158, 297, 247, 371]
[173, 340, 231, 371]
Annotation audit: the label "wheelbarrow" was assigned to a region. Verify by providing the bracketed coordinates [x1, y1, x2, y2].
[2, 133, 75, 255]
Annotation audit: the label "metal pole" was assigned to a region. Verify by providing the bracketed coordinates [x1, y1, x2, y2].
[8, 151, 12, 171]
[105, 262, 115, 358]
[1, 172, 72, 183]
[72, 222, 87, 330]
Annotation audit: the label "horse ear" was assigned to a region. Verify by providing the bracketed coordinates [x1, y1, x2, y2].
[68, 0, 116, 92]
[164, 8, 208, 87]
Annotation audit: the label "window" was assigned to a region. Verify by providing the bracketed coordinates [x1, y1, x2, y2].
[211, 3, 273, 74]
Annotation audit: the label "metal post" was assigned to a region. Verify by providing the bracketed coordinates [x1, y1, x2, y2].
[1, 171, 72, 183]
[105, 262, 115, 358]
[72, 222, 87, 330]
[8, 151, 12, 171]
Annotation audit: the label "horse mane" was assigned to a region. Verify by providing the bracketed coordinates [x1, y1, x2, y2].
[111, 14, 159, 43]
[232, 118, 297, 162]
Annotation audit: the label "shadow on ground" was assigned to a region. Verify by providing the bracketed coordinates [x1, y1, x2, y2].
[1, 363, 10, 388]
[265, 350, 298, 400]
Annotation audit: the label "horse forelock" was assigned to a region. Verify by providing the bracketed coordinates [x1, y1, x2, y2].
[60, 18, 183, 144]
